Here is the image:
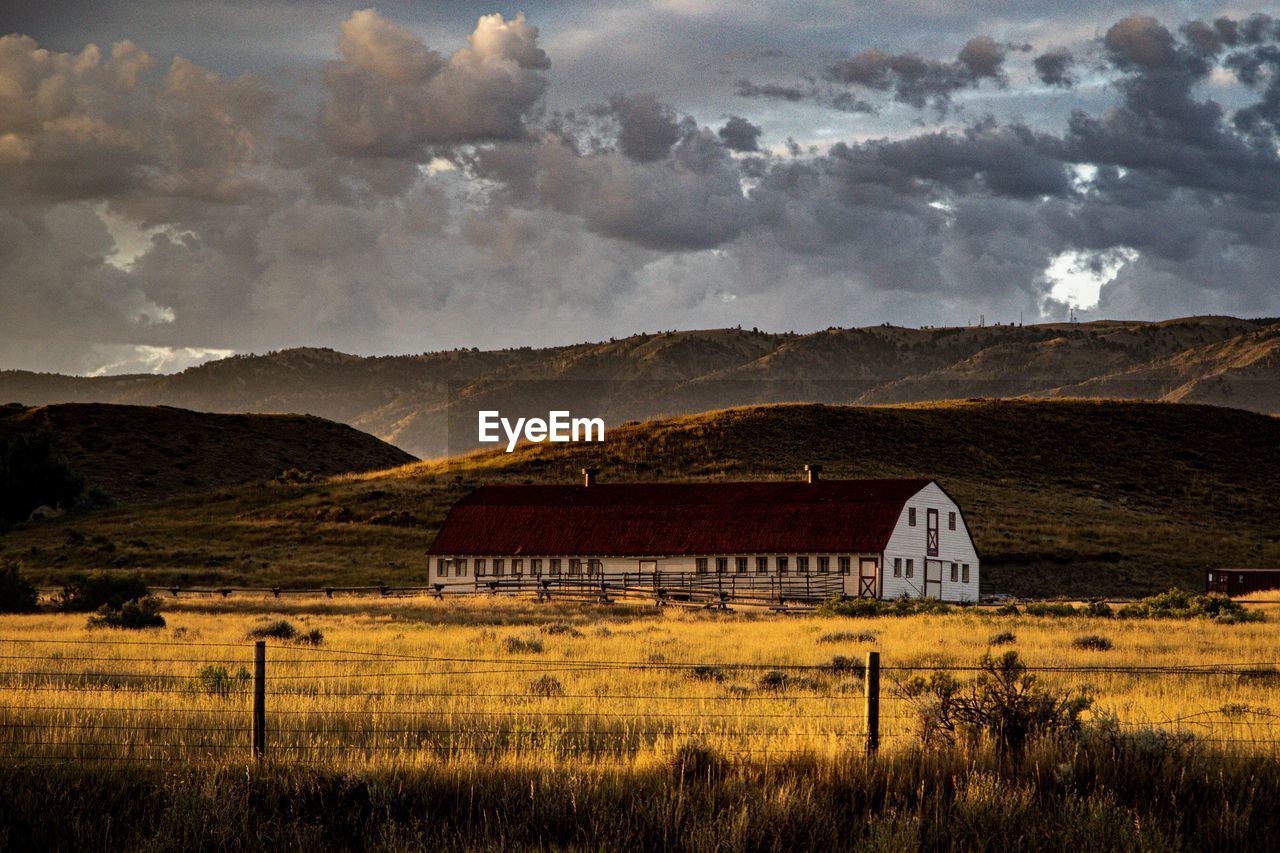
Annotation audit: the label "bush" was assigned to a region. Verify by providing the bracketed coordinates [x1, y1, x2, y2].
[757, 670, 790, 691]
[995, 603, 1021, 616]
[194, 664, 249, 697]
[540, 623, 583, 637]
[668, 739, 727, 781]
[1118, 588, 1263, 623]
[58, 571, 149, 612]
[502, 636, 544, 654]
[988, 631, 1017, 646]
[87, 596, 165, 630]
[898, 651, 1091, 756]
[689, 665, 726, 682]
[817, 630, 877, 643]
[825, 656, 863, 675]
[1082, 601, 1114, 618]
[1024, 602, 1077, 617]
[527, 675, 565, 697]
[296, 629, 324, 646]
[1072, 634, 1114, 651]
[247, 620, 298, 641]
[0, 560, 38, 613]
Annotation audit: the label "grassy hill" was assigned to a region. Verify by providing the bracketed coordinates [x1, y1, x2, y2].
[0, 403, 416, 505]
[1, 317, 1276, 458]
[1, 399, 1275, 597]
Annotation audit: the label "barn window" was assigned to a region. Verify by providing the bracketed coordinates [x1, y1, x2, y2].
[531, 558, 542, 577]
[494, 558, 505, 577]
[756, 556, 769, 574]
[838, 556, 851, 575]
[549, 558, 561, 576]
[817, 556, 830, 574]
[566, 559, 579, 576]
[715, 557, 728, 573]
[589, 559, 602, 575]
[948, 512, 956, 531]
[908, 507, 917, 526]
[893, 558, 901, 577]
[797, 556, 809, 573]
[696, 557, 708, 574]
[736, 557, 748, 574]
[906, 559, 914, 578]
[456, 558, 468, 577]
[512, 558, 524, 576]
[962, 564, 970, 583]
[437, 558, 449, 578]
[950, 562, 958, 582]
[475, 558, 487, 577]
[777, 556, 789, 574]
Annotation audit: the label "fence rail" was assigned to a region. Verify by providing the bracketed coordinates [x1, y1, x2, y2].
[1, 637, 1280, 767]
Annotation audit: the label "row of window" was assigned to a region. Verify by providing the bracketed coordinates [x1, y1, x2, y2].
[693, 556, 856, 575]
[907, 507, 958, 530]
[891, 558, 971, 583]
[435, 558, 604, 578]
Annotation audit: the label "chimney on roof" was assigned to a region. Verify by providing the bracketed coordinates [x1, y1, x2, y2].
[583, 467, 598, 487]
[805, 464, 823, 484]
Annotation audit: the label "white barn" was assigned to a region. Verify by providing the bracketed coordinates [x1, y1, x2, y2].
[427, 466, 979, 602]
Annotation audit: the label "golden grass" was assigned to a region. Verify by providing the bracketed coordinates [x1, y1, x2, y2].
[2, 598, 1279, 769]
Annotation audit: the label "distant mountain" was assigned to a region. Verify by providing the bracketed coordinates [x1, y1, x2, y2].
[2, 317, 1276, 458]
[0, 403, 416, 504]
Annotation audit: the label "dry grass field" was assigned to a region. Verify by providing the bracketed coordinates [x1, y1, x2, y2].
[4, 596, 1280, 848]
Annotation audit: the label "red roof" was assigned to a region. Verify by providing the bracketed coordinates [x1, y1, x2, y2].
[428, 479, 932, 557]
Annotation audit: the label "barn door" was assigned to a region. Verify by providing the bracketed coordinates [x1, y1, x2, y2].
[926, 508, 939, 557]
[858, 558, 878, 599]
[924, 560, 943, 599]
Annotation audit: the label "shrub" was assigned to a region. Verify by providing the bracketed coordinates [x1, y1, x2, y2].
[0, 560, 38, 613]
[58, 571, 149, 612]
[87, 596, 165, 630]
[757, 670, 790, 691]
[1024, 602, 1077, 618]
[502, 636, 544, 654]
[898, 651, 1090, 756]
[668, 739, 727, 780]
[988, 631, 1017, 646]
[1072, 634, 1114, 651]
[247, 620, 298, 641]
[1082, 600, 1114, 618]
[540, 623, 583, 637]
[825, 656, 863, 675]
[995, 603, 1021, 616]
[296, 629, 324, 646]
[527, 675, 565, 697]
[689, 665, 726, 682]
[194, 664, 249, 697]
[1118, 588, 1263, 623]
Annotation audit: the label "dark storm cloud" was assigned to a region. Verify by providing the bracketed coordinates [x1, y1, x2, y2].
[718, 116, 763, 152]
[1033, 48, 1076, 87]
[5, 7, 1280, 375]
[824, 35, 1009, 111]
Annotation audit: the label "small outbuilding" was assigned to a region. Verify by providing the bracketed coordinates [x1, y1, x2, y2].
[1206, 569, 1280, 597]
[427, 467, 980, 602]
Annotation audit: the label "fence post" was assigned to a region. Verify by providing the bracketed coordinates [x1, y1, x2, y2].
[252, 640, 266, 761]
[865, 650, 880, 755]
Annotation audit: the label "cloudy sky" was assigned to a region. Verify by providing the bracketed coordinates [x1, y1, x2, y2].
[3, 1, 1280, 374]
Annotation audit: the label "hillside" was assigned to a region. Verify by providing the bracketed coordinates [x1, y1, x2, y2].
[1, 317, 1277, 458]
[0, 403, 416, 505]
[1, 400, 1275, 597]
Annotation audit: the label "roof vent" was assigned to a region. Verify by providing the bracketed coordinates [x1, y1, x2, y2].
[805, 464, 823, 484]
[582, 467, 598, 487]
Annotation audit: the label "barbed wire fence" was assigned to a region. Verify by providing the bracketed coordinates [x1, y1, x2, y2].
[1, 637, 1279, 766]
